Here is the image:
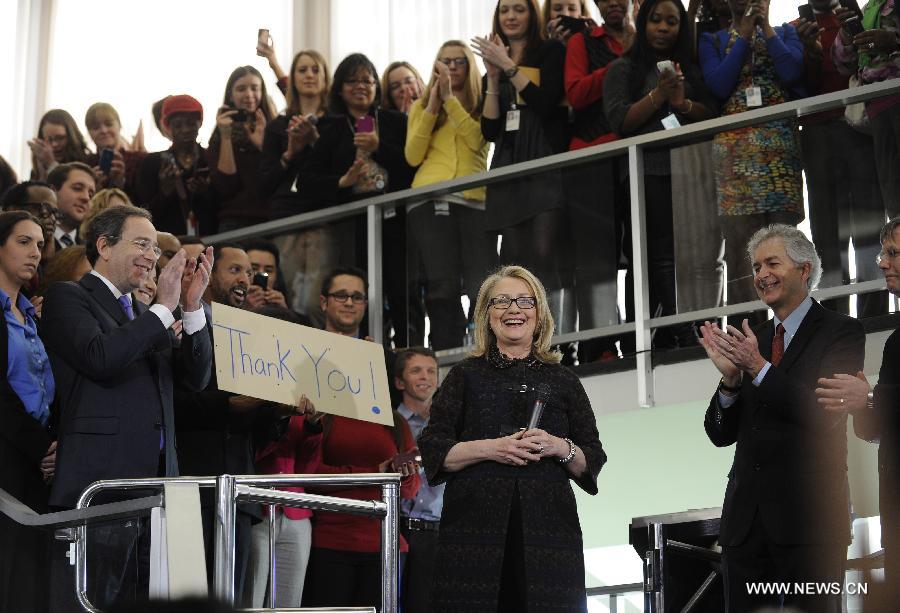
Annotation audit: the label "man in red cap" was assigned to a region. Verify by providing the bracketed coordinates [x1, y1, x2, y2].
[136, 94, 217, 235]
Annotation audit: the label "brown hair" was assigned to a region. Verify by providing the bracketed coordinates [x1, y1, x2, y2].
[492, 0, 546, 57]
[34, 109, 90, 168]
[286, 50, 331, 116]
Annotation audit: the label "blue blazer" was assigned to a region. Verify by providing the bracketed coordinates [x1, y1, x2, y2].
[41, 273, 212, 508]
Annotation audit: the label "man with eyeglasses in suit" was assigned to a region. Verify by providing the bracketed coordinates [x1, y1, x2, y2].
[817, 217, 900, 601]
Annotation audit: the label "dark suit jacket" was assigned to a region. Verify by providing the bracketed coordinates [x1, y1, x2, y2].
[854, 323, 900, 552]
[41, 273, 212, 508]
[705, 300, 865, 547]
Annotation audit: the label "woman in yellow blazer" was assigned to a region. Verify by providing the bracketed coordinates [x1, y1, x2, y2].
[405, 40, 496, 350]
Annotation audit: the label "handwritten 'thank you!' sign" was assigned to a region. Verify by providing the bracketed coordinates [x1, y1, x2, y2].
[211, 303, 393, 426]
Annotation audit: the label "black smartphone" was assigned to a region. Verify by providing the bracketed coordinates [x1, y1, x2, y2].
[99, 148, 114, 174]
[231, 109, 249, 123]
[843, 15, 865, 36]
[839, 0, 864, 21]
[252, 271, 269, 288]
[558, 15, 588, 35]
[798, 4, 815, 23]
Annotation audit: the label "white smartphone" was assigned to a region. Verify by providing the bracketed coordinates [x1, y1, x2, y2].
[656, 60, 675, 74]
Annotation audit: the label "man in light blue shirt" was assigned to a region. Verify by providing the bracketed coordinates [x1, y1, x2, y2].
[395, 347, 443, 612]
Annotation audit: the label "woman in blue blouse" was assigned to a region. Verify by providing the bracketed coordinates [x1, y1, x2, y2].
[0, 210, 56, 613]
[699, 0, 804, 325]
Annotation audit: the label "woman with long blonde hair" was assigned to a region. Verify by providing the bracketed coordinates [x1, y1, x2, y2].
[418, 265, 606, 610]
[404, 40, 496, 350]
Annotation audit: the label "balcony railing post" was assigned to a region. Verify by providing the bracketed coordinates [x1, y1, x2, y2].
[628, 145, 654, 407]
[213, 474, 237, 605]
[381, 480, 400, 613]
[368, 203, 384, 345]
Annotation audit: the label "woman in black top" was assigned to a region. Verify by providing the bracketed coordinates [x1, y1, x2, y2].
[300, 54, 415, 327]
[259, 50, 343, 324]
[473, 0, 571, 330]
[208, 66, 276, 231]
[603, 0, 715, 348]
[418, 265, 606, 611]
[137, 95, 216, 236]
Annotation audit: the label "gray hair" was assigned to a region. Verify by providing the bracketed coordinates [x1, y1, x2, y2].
[879, 216, 900, 244]
[746, 224, 822, 290]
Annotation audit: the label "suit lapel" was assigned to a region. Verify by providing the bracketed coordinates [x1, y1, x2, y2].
[80, 273, 128, 325]
[775, 300, 824, 373]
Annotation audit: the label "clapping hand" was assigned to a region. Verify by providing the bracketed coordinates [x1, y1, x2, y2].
[471, 34, 514, 77]
[699, 320, 742, 385]
[180, 245, 213, 312]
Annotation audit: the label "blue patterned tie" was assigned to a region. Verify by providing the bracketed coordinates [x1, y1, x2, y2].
[118, 295, 135, 321]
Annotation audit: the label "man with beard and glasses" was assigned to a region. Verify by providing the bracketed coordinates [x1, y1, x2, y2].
[173, 242, 306, 599]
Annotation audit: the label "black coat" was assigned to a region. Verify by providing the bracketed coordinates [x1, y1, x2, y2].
[41, 273, 212, 508]
[136, 148, 217, 235]
[0, 302, 53, 612]
[705, 300, 865, 547]
[299, 109, 414, 211]
[418, 351, 607, 612]
[853, 321, 900, 564]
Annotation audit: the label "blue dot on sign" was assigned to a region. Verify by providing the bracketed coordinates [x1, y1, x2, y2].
[371, 406, 381, 414]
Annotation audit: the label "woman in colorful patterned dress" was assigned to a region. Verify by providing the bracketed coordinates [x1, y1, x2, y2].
[700, 0, 804, 324]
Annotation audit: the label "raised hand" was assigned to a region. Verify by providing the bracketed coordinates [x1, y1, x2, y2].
[471, 34, 515, 75]
[156, 249, 188, 313]
[180, 245, 213, 311]
[338, 158, 366, 189]
[699, 320, 741, 383]
[247, 108, 267, 150]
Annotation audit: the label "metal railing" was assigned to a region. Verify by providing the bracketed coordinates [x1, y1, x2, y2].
[0, 472, 400, 612]
[199, 76, 900, 407]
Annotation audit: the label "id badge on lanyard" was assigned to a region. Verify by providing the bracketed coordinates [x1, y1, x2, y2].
[745, 36, 763, 108]
[505, 103, 520, 132]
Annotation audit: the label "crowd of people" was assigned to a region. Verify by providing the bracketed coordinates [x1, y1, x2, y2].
[2, 0, 900, 611]
[1, 0, 896, 358]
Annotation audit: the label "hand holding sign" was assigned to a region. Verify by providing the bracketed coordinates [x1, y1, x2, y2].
[212, 304, 392, 426]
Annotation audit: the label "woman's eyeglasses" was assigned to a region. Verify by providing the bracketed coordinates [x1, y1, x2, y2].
[439, 57, 469, 68]
[489, 296, 537, 310]
[345, 78, 376, 88]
